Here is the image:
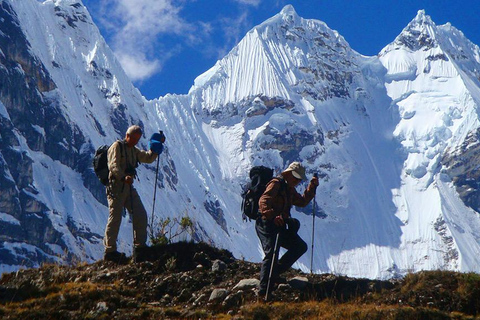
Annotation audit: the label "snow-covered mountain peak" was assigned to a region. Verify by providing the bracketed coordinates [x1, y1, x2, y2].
[258, 4, 344, 44]
[410, 10, 435, 28]
[382, 10, 439, 54]
[377, 11, 480, 275]
[258, 4, 303, 29]
[380, 10, 480, 91]
[190, 5, 357, 116]
[49, 0, 85, 8]
[279, 4, 299, 20]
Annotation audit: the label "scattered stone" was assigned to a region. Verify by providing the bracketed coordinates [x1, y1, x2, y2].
[96, 302, 108, 312]
[233, 278, 260, 290]
[194, 293, 207, 305]
[277, 283, 291, 291]
[288, 276, 309, 289]
[212, 259, 227, 272]
[161, 294, 171, 303]
[209, 288, 229, 302]
[148, 302, 162, 307]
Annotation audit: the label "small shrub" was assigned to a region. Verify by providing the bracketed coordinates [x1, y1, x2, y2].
[149, 214, 194, 245]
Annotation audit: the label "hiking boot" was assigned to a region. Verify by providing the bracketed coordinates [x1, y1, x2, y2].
[257, 288, 275, 302]
[273, 275, 287, 284]
[134, 246, 151, 263]
[103, 251, 129, 264]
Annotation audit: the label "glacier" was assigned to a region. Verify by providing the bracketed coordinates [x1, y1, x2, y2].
[1, 1, 480, 279]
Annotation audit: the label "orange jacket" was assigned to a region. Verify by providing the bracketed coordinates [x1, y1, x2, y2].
[259, 177, 316, 220]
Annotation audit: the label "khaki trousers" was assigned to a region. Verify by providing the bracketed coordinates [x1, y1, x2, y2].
[104, 181, 148, 253]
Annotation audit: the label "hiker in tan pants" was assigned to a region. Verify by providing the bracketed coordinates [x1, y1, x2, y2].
[103, 125, 165, 262]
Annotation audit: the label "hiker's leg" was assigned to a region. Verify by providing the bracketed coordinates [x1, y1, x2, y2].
[125, 187, 148, 248]
[255, 218, 277, 292]
[277, 231, 308, 274]
[104, 187, 127, 253]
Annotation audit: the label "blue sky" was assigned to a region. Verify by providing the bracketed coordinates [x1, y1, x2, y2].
[82, 0, 480, 100]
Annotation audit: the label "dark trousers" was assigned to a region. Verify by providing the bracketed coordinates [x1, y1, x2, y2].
[255, 217, 308, 292]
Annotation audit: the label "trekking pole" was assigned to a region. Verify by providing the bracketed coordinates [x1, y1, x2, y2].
[150, 156, 160, 239]
[265, 230, 281, 301]
[130, 184, 136, 263]
[310, 173, 318, 274]
[149, 130, 163, 241]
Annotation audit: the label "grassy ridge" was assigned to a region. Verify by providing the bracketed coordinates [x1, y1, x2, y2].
[1, 242, 479, 319]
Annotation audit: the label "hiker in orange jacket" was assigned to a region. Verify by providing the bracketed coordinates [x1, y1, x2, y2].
[256, 162, 318, 296]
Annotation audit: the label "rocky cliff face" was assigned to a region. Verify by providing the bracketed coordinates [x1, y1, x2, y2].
[442, 129, 480, 213]
[0, 0, 88, 268]
[0, 0, 184, 272]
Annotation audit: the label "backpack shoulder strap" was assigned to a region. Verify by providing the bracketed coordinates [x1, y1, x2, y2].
[109, 140, 124, 157]
[117, 140, 125, 158]
[271, 176, 289, 196]
[270, 176, 286, 187]
[250, 173, 261, 190]
[272, 176, 290, 213]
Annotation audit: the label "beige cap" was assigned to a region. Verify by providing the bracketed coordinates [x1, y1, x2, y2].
[283, 161, 307, 180]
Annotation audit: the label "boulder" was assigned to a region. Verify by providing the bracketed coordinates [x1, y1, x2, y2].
[209, 288, 229, 302]
[233, 278, 260, 290]
[288, 276, 309, 290]
[212, 259, 227, 272]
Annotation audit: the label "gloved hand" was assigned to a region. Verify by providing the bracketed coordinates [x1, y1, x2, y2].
[124, 175, 134, 185]
[274, 215, 285, 227]
[149, 132, 165, 154]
